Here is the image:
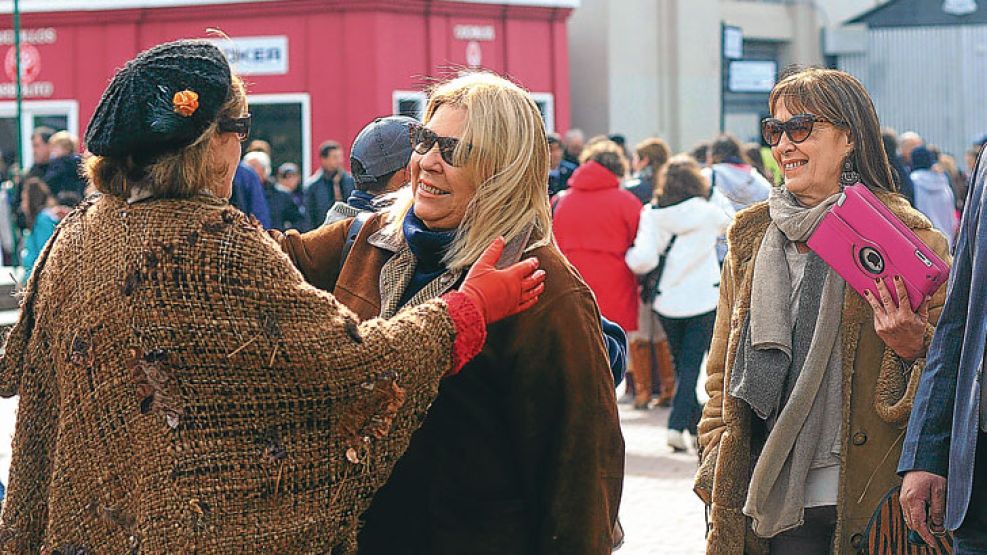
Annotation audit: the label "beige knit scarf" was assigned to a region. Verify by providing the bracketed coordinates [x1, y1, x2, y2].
[730, 186, 846, 537]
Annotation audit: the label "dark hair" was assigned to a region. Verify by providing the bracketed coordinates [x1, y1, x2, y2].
[56, 190, 82, 208]
[581, 140, 628, 178]
[350, 158, 398, 194]
[709, 134, 747, 165]
[246, 139, 272, 157]
[635, 138, 670, 196]
[689, 142, 710, 165]
[745, 143, 771, 182]
[656, 155, 708, 207]
[547, 133, 562, 147]
[22, 177, 51, 229]
[881, 129, 899, 160]
[769, 66, 896, 193]
[911, 146, 936, 171]
[319, 140, 341, 158]
[32, 126, 56, 143]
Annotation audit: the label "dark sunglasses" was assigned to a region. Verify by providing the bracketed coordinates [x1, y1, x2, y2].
[218, 114, 252, 141]
[409, 123, 471, 166]
[761, 113, 845, 146]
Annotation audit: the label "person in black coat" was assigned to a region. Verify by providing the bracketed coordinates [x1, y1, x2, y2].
[42, 131, 86, 198]
[883, 128, 916, 205]
[303, 140, 355, 229]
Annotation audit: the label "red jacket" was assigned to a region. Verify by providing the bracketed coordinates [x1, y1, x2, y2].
[553, 161, 642, 332]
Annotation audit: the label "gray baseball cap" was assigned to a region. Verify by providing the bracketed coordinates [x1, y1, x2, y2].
[350, 115, 417, 184]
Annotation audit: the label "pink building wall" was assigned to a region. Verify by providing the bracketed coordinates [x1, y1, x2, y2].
[0, 0, 572, 171]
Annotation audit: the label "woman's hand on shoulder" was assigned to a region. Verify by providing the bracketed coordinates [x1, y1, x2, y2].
[864, 276, 929, 361]
[459, 237, 547, 324]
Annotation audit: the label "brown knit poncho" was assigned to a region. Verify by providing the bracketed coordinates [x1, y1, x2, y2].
[0, 193, 478, 553]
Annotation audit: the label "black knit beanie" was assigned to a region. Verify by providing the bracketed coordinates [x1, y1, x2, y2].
[85, 39, 233, 160]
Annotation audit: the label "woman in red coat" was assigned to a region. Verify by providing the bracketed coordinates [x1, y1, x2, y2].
[553, 140, 642, 333]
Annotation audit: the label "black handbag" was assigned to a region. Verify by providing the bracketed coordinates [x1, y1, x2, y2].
[638, 233, 677, 305]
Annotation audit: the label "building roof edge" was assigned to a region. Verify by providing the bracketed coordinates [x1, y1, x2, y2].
[0, 0, 578, 13]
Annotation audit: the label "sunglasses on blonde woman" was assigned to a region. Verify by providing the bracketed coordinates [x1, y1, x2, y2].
[761, 113, 846, 147]
[409, 122, 472, 167]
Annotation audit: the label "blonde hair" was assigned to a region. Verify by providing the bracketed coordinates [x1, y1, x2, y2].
[48, 131, 78, 153]
[384, 72, 552, 271]
[85, 75, 247, 199]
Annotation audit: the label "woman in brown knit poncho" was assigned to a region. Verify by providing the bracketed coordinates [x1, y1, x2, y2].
[0, 40, 544, 554]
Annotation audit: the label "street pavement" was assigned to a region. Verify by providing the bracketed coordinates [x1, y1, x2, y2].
[616, 395, 708, 554]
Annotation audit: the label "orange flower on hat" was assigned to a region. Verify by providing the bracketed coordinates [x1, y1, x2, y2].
[172, 90, 199, 117]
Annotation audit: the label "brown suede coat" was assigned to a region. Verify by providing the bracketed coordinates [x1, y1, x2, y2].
[694, 194, 950, 554]
[279, 215, 624, 555]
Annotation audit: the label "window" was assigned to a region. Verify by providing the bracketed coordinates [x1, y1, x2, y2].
[0, 100, 78, 171]
[530, 93, 555, 132]
[245, 93, 312, 178]
[392, 91, 426, 120]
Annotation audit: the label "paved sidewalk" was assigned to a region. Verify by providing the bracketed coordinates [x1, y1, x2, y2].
[617, 399, 708, 554]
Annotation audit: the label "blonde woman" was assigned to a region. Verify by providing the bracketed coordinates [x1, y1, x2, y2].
[278, 72, 624, 554]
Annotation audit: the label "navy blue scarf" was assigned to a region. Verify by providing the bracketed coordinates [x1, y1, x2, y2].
[347, 190, 376, 213]
[399, 209, 457, 307]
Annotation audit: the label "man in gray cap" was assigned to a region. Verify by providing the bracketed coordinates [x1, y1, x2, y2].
[324, 115, 416, 225]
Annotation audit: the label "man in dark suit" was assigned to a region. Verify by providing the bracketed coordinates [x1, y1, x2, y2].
[303, 140, 355, 230]
[899, 145, 987, 553]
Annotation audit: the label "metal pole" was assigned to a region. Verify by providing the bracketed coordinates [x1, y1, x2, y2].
[11, 0, 22, 268]
[13, 0, 22, 174]
[719, 22, 726, 133]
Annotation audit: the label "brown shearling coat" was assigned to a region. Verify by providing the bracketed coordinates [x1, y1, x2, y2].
[279, 214, 625, 554]
[694, 194, 950, 554]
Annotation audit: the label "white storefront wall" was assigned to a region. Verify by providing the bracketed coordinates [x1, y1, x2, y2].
[567, 0, 883, 153]
[839, 25, 987, 168]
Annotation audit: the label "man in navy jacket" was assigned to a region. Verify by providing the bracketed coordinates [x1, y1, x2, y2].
[899, 145, 987, 553]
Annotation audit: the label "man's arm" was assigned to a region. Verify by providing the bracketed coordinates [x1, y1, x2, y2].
[899, 148, 985, 545]
[275, 217, 352, 292]
[600, 316, 627, 386]
[899, 157, 981, 477]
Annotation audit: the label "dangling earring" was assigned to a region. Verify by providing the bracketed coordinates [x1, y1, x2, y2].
[840, 156, 860, 187]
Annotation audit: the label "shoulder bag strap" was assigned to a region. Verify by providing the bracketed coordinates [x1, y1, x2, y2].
[340, 211, 374, 271]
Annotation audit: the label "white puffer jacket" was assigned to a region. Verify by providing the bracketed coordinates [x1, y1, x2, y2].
[626, 197, 734, 318]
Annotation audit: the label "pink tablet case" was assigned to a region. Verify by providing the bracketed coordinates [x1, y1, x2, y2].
[806, 183, 949, 311]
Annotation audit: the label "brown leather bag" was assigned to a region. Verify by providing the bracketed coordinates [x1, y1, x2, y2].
[862, 486, 952, 554]
[611, 517, 625, 551]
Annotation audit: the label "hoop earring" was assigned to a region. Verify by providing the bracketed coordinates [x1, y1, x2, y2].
[840, 157, 860, 187]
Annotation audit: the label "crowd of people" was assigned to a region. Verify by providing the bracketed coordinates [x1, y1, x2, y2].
[544, 69, 985, 552]
[5, 36, 987, 555]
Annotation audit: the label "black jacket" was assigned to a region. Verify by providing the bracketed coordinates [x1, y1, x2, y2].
[42, 155, 86, 198]
[623, 167, 655, 205]
[263, 180, 304, 231]
[303, 169, 355, 230]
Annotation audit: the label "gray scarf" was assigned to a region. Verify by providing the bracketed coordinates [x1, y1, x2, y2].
[729, 186, 846, 537]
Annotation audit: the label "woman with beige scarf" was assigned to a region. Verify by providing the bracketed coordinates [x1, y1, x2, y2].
[694, 67, 952, 554]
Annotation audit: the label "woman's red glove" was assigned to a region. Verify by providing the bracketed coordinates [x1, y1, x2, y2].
[459, 237, 546, 324]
